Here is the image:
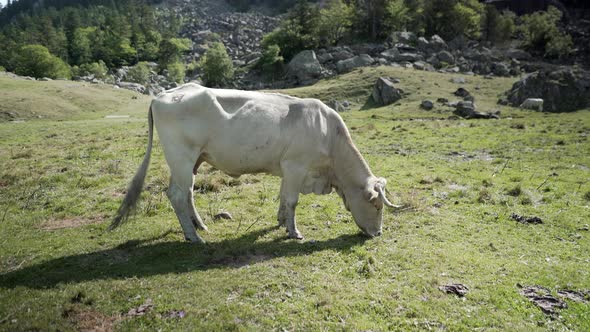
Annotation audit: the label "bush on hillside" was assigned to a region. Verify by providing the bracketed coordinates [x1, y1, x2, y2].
[423, 0, 484, 40]
[78, 60, 108, 79]
[13, 44, 71, 79]
[127, 61, 151, 84]
[199, 42, 234, 87]
[318, 0, 354, 45]
[158, 38, 191, 69]
[382, 0, 410, 33]
[519, 6, 573, 58]
[481, 5, 515, 44]
[261, 0, 320, 61]
[256, 44, 284, 79]
[166, 61, 185, 83]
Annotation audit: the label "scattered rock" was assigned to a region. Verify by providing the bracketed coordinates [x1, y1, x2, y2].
[519, 98, 544, 111]
[429, 35, 448, 52]
[452, 101, 499, 119]
[213, 212, 233, 220]
[161, 310, 186, 319]
[450, 77, 466, 84]
[116, 82, 147, 95]
[420, 100, 434, 110]
[126, 298, 154, 317]
[387, 31, 417, 45]
[511, 213, 543, 225]
[328, 100, 348, 112]
[380, 48, 400, 62]
[437, 50, 455, 64]
[557, 290, 590, 303]
[454, 87, 471, 98]
[439, 283, 469, 297]
[492, 62, 511, 77]
[520, 286, 567, 315]
[372, 77, 402, 106]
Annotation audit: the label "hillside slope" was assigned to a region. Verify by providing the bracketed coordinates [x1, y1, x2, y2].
[0, 73, 151, 122]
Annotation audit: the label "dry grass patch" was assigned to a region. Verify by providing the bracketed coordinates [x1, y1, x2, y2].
[39, 216, 105, 230]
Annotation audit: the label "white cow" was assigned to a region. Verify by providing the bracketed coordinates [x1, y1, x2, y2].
[519, 98, 544, 112]
[109, 83, 398, 243]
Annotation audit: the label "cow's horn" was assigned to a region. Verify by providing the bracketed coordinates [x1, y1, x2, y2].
[376, 186, 401, 208]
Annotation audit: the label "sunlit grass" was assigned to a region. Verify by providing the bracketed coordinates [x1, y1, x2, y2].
[0, 67, 589, 331]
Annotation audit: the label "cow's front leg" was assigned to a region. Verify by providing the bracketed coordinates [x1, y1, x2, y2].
[279, 162, 305, 240]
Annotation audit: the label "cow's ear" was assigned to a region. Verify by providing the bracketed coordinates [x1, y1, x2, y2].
[366, 188, 379, 203]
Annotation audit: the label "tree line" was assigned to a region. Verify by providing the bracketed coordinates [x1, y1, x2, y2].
[0, 0, 574, 86]
[253, 0, 573, 79]
[0, 0, 190, 80]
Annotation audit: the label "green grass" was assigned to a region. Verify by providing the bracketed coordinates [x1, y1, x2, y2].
[1, 67, 589, 331]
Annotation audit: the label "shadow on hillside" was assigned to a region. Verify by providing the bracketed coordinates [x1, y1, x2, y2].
[0, 227, 368, 289]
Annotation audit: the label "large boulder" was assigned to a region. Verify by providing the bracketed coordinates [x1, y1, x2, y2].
[437, 50, 455, 64]
[336, 54, 374, 73]
[502, 68, 590, 112]
[492, 62, 510, 77]
[287, 50, 323, 83]
[380, 48, 400, 62]
[387, 31, 417, 46]
[429, 35, 448, 52]
[394, 52, 423, 63]
[330, 48, 355, 61]
[372, 77, 402, 106]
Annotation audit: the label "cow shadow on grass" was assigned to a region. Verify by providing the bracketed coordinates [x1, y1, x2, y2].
[0, 226, 368, 289]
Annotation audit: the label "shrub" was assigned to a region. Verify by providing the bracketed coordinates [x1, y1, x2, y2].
[199, 42, 234, 87]
[13, 44, 71, 79]
[383, 0, 410, 33]
[423, 0, 483, 40]
[127, 61, 151, 84]
[0, 65, 5, 72]
[482, 5, 515, 44]
[256, 44, 284, 79]
[318, 0, 354, 45]
[519, 6, 573, 58]
[261, 0, 320, 61]
[78, 60, 108, 79]
[158, 38, 192, 69]
[166, 61, 185, 83]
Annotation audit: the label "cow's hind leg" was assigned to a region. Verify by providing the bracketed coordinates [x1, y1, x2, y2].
[277, 180, 287, 228]
[166, 153, 204, 243]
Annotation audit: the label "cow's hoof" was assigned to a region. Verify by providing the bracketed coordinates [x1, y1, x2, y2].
[288, 232, 304, 240]
[184, 235, 205, 244]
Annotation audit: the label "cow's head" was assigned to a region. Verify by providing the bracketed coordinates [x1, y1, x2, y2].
[341, 177, 399, 237]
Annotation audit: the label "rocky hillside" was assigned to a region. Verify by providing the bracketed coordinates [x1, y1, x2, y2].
[166, 0, 281, 66]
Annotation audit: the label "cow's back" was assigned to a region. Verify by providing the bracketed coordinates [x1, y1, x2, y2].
[151, 83, 343, 179]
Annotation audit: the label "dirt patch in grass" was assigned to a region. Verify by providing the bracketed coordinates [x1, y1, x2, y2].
[212, 253, 273, 268]
[40, 216, 105, 230]
[63, 305, 117, 332]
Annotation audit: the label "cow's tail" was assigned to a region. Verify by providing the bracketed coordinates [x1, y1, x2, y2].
[108, 104, 154, 231]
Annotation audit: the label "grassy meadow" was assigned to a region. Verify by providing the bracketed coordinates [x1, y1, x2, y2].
[0, 67, 589, 331]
